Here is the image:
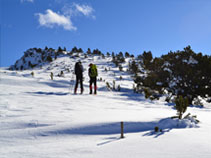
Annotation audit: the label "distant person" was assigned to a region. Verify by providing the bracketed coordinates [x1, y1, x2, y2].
[74, 60, 84, 94]
[88, 63, 98, 94]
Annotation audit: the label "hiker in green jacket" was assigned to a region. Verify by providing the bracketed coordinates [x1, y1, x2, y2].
[88, 63, 98, 94]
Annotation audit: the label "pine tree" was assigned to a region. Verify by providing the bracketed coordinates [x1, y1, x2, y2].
[175, 96, 189, 119]
[87, 48, 91, 54]
[58, 46, 63, 52]
[125, 52, 130, 58]
[142, 51, 153, 70]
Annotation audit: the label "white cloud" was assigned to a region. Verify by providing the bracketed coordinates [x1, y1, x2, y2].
[35, 3, 95, 31]
[62, 4, 76, 17]
[74, 4, 95, 18]
[36, 9, 77, 31]
[62, 3, 95, 19]
[20, 0, 34, 3]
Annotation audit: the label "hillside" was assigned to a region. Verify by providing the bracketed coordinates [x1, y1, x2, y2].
[9, 46, 211, 106]
[0, 48, 211, 158]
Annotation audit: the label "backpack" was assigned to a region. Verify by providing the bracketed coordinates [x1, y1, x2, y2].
[90, 64, 98, 77]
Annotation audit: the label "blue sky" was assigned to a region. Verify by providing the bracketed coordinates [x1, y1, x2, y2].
[1, 0, 211, 67]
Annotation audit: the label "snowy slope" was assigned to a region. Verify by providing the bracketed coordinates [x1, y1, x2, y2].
[0, 55, 211, 158]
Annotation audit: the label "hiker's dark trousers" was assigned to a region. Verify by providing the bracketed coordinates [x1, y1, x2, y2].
[75, 75, 83, 92]
[89, 77, 97, 92]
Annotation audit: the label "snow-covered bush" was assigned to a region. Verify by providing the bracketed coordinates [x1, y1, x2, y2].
[144, 88, 152, 99]
[31, 72, 34, 77]
[50, 72, 53, 80]
[46, 56, 53, 62]
[106, 82, 112, 90]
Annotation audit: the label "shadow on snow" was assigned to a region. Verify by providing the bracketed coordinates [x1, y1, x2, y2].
[41, 117, 199, 138]
[39, 80, 71, 88]
[27, 91, 69, 96]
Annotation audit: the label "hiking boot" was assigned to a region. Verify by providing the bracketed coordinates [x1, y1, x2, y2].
[89, 90, 92, 94]
[94, 86, 97, 95]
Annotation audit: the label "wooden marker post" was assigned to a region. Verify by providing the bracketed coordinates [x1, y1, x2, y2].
[121, 121, 124, 138]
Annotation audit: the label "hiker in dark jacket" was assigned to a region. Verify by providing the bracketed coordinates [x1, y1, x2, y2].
[88, 63, 98, 94]
[74, 61, 84, 94]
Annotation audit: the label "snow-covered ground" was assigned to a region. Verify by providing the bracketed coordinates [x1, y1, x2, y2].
[0, 55, 211, 158]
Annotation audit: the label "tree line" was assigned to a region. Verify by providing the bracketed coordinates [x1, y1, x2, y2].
[128, 46, 211, 106]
